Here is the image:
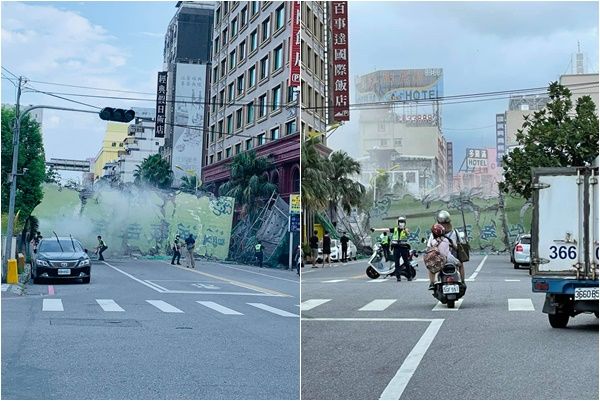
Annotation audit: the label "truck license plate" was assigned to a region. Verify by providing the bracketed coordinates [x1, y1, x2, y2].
[442, 284, 460, 294]
[57, 269, 71, 275]
[574, 287, 599, 301]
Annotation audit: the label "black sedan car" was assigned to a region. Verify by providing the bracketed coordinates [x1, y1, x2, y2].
[32, 237, 92, 284]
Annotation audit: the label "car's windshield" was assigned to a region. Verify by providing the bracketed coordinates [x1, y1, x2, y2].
[38, 240, 83, 253]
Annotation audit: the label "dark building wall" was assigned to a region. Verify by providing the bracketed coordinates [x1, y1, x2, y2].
[175, 10, 214, 63]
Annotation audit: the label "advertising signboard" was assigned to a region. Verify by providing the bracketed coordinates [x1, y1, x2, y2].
[466, 148, 489, 169]
[289, 193, 300, 232]
[172, 63, 206, 185]
[331, 1, 350, 121]
[289, 1, 301, 87]
[155, 71, 167, 138]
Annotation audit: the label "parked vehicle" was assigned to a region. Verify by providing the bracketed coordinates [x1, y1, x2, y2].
[32, 236, 91, 284]
[531, 166, 599, 328]
[511, 234, 531, 269]
[317, 239, 358, 262]
[431, 262, 466, 308]
[366, 243, 418, 279]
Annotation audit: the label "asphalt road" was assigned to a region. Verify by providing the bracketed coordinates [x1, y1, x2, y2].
[2, 258, 300, 400]
[300, 254, 599, 400]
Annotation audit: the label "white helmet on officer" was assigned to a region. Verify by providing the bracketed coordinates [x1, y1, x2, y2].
[397, 216, 406, 229]
[436, 210, 451, 224]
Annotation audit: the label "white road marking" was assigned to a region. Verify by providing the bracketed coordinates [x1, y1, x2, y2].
[379, 319, 445, 400]
[432, 299, 464, 311]
[322, 279, 347, 283]
[466, 255, 488, 281]
[191, 283, 220, 289]
[367, 279, 388, 283]
[146, 300, 184, 313]
[414, 278, 429, 282]
[505, 279, 521, 282]
[247, 303, 299, 317]
[144, 280, 169, 291]
[301, 299, 331, 311]
[359, 299, 397, 311]
[508, 298, 535, 311]
[197, 301, 243, 315]
[96, 299, 124, 312]
[102, 261, 165, 292]
[42, 299, 63, 311]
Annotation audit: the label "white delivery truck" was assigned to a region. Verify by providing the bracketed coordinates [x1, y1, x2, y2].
[531, 165, 599, 328]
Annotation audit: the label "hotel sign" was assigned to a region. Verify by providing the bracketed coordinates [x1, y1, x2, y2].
[289, 1, 301, 87]
[154, 71, 167, 138]
[331, 1, 350, 121]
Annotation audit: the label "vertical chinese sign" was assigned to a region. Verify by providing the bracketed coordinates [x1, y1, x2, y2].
[155, 71, 168, 138]
[289, 1, 301, 87]
[331, 1, 350, 121]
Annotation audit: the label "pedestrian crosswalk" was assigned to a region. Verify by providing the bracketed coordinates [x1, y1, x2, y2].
[39, 298, 298, 318]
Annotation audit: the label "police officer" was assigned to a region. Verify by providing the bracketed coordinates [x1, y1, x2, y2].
[171, 234, 182, 265]
[379, 231, 390, 261]
[372, 216, 413, 282]
[255, 241, 265, 268]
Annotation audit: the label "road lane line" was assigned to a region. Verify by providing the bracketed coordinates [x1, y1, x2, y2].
[367, 279, 388, 283]
[146, 300, 184, 313]
[508, 298, 535, 311]
[359, 299, 397, 311]
[505, 279, 521, 282]
[432, 299, 464, 311]
[247, 303, 299, 317]
[322, 279, 347, 283]
[145, 280, 169, 291]
[102, 262, 165, 293]
[217, 263, 300, 283]
[300, 299, 331, 311]
[42, 299, 63, 311]
[96, 299, 125, 312]
[466, 255, 488, 281]
[379, 319, 445, 400]
[197, 301, 243, 315]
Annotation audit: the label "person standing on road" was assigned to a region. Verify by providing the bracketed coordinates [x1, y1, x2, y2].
[294, 245, 302, 275]
[379, 231, 390, 261]
[309, 231, 319, 268]
[184, 234, 196, 269]
[171, 234, 182, 265]
[255, 241, 265, 268]
[340, 232, 349, 264]
[322, 231, 332, 268]
[95, 235, 108, 261]
[372, 217, 412, 281]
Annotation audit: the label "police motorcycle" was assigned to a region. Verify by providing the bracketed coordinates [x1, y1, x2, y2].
[431, 262, 467, 308]
[365, 241, 418, 279]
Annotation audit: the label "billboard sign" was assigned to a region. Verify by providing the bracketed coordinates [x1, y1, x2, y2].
[172, 63, 206, 185]
[155, 71, 167, 138]
[289, 1, 301, 87]
[331, 1, 350, 121]
[466, 148, 489, 169]
[289, 193, 301, 214]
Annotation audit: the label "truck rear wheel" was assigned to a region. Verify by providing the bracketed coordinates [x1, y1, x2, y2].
[548, 313, 569, 328]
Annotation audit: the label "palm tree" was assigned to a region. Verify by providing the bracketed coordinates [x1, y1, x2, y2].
[327, 150, 365, 218]
[301, 136, 331, 212]
[180, 175, 199, 194]
[219, 150, 277, 218]
[134, 154, 173, 189]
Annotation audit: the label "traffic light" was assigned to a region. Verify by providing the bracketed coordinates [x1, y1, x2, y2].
[99, 107, 135, 123]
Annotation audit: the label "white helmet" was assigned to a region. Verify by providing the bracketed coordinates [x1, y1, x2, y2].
[397, 216, 406, 228]
[436, 210, 451, 224]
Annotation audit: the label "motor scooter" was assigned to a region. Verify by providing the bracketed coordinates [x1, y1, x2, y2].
[432, 263, 467, 308]
[366, 242, 418, 279]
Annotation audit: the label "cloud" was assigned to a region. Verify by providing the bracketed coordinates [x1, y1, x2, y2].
[139, 31, 165, 38]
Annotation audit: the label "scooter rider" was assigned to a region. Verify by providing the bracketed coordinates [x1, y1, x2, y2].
[372, 216, 413, 282]
[427, 210, 466, 284]
[427, 223, 461, 290]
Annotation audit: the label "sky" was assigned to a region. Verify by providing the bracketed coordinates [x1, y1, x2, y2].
[327, 1, 599, 171]
[1, 1, 176, 181]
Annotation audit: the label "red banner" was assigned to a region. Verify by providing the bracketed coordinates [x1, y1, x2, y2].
[331, 1, 350, 121]
[289, 1, 301, 87]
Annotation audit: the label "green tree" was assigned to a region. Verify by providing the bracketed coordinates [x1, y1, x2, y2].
[133, 154, 173, 189]
[1, 106, 46, 219]
[327, 150, 365, 216]
[500, 82, 599, 199]
[44, 165, 61, 183]
[180, 175, 200, 194]
[301, 136, 331, 212]
[219, 150, 277, 217]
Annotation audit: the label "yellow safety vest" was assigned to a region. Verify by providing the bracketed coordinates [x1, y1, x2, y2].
[379, 234, 389, 245]
[392, 228, 408, 244]
[255, 244, 262, 252]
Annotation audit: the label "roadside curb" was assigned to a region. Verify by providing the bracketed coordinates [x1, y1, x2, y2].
[2, 263, 31, 296]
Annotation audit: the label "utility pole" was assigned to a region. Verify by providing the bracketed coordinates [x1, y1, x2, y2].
[2, 76, 24, 281]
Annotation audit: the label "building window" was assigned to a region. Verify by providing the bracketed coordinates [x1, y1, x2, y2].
[218, 120, 224, 138]
[246, 138, 253, 150]
[237, 75, 245, 96]
[394, 139, 402, 146]
[259, 94, 267, 118]
[273, 45, 283, 70]
[250, 29, 258, 52]
[231, 17, 238, 37]
[223, 1, 228, 13]
[228, 83, 234, 102]
[248, 65, 256, 87]
[217, 151, 222, 161]
[235, 143, 241, 154]
[272, 85, 281, 111]
[239, 40, 246, 61]
[259, 56, 269, 80]
[275, 4, 285, 30]
[270, 126, 280, 140]
[219, 89, 225, 107]
[213, 37, 219, 56]
[251, 1, 259, 16]
[220, 59, 226, 77]
[226, 114, 233, 135]
[261, 17, 271, 42]
[240, 6, 248, 26]
[226, 147, 232, 158]
[112, 142, 116, 147]
[285, 120, 297, 135]
[287, 85, 297, 103]
[406, 172, 416, 183]
[257, 133, 266, 146]
[236, 108, 243, 129]
[380, 139, 388, 146]
[211, 95, 217, 112]
[222, 28, 228, 46]
[216, 7, 221, 23]
[209, 155, 214, 164]
[229, 49, 236, 70]
[212, 66, 218, 83]
[247, 101, 255, 124]
[210, 125, 215, 142]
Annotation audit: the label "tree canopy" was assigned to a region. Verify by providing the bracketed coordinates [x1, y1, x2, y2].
[133, 154, 173, 189]
[500, 82, 599, 199]
[1, 106, 46, 219]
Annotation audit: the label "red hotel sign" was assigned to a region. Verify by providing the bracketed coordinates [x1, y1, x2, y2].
[289, 1, 301, 87]
[331, 1, 350, 121]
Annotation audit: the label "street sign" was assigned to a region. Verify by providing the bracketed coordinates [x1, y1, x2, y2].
[289, 193, 301, 214]
[466, 148, 488, 169]
[289, 214, 300, 233]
